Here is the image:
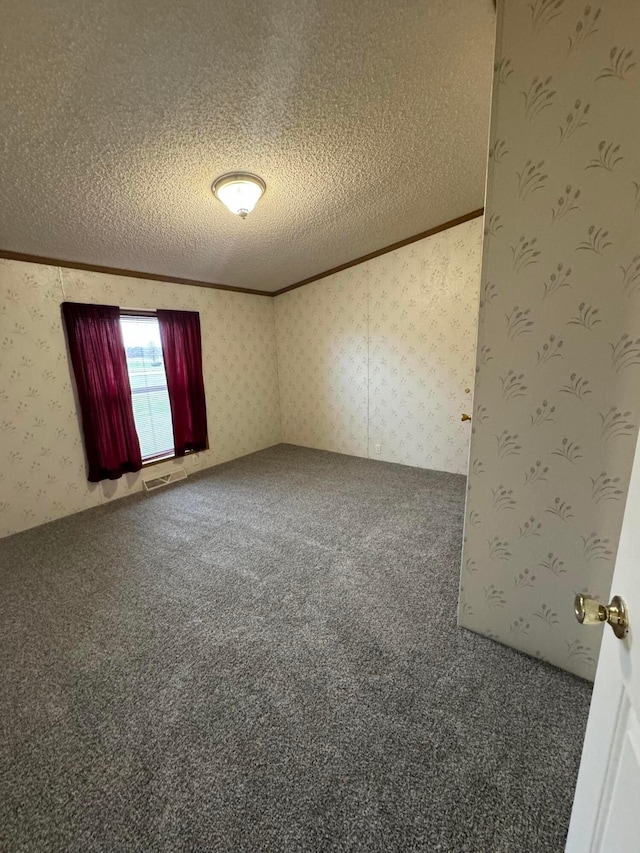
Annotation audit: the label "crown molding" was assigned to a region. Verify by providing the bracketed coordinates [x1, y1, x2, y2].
[0, 207, 484, 299]
[0, 250, 274, 297]
[271, 208, 484, 296]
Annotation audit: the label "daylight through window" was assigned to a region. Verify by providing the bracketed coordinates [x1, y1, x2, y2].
[120, 313, 175, 462]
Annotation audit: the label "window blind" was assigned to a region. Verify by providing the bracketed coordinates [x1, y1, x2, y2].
[120, 314, 175, 462]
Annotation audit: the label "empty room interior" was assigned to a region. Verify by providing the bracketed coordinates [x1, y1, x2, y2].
[2, 1, 640, 851]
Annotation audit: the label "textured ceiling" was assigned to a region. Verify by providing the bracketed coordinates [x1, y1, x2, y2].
[0, 0, 495, 292]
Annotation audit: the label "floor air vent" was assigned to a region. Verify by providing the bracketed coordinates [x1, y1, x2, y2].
[143, 468, 187, 492]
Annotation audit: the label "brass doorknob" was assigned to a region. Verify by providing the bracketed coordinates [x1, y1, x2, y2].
[461, 413, 472, 422]
[574, 594, 628, 640]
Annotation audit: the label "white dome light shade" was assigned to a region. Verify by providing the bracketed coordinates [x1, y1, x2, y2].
[212, 172, 266, 219]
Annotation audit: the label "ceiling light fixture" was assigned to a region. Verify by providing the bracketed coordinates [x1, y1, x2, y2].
[212, 172, 266, 219]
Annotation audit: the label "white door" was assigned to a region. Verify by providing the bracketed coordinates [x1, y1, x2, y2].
[565, 429, 640, 851]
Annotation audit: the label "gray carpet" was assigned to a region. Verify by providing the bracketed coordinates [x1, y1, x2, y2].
[0, 444, 591, 852]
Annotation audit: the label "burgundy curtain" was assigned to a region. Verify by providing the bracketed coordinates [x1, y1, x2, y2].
[62, 302, 142, 482]
[157, 309, 208, 457]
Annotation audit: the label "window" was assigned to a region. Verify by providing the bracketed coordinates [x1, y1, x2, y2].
[120, 313, 175, 463]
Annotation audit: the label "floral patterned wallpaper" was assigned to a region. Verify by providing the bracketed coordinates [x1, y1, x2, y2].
[0, 260, 281, 538]
[458, 0, 640, 680]
[369, 220, 483, 473]
[274, 217, 483, 473]
[1, 218, 480, 540]
[274, 267, 370, 458]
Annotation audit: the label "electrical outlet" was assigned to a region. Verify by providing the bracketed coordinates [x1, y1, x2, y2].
[374, 444, 381, 455]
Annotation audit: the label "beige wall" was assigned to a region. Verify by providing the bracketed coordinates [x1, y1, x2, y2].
[459, 0, 640, 680]
[274, 217, 483, 473]
[1, 217, 481, 540]
[275, 266, 370, 458]
[0, 260, 281, 538]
